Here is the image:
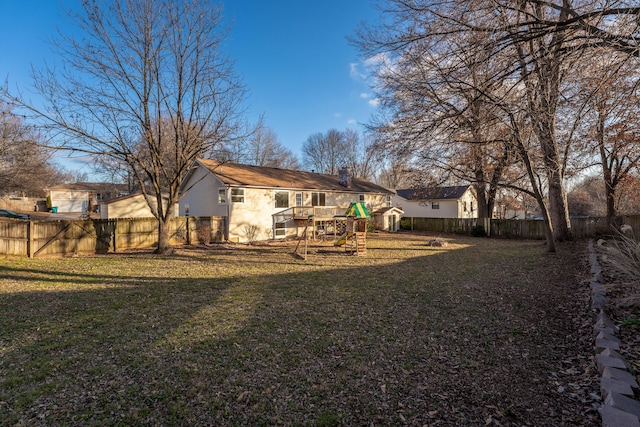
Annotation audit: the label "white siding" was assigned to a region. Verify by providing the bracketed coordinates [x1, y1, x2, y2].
[50, 190, 89, 213]
[392, 188, 478, 219]
[179, 166, 225, 217]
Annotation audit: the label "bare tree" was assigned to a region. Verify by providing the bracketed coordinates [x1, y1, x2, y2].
[0, 101, 69, 197]
[302, 129, 347, 175]
[3, 0, 245, 253]
[571, 55, 640, 220]
[245, 123, 300, 169]
[213, 118, 300, 169]
[342, 129, 381, 180]
[354, 0, 640, 248]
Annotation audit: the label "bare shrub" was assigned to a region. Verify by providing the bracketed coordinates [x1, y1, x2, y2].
[597, 226, 640, 306]
[244, 225, 260, 244]
[196, 221, 212, 245]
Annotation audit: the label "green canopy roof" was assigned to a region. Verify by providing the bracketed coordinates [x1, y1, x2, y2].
[345, 202, 370, 218]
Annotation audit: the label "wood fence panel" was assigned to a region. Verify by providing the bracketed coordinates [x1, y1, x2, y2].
[622, 216, 640, 239]
[0, 216, 225, 257]
[0, 220, 28, 256]
[401, 216, 640, 240]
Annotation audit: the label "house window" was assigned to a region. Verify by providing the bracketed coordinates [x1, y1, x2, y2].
[295, 192, 304, 206]
[432, 201, 440, 209]
[311, 192, 326, 206]
[274, 221, 286, 237]
[359, 194, 366, 203]
[386, 194, 392, 207]
[275, 190, 289, 208]
[463, 201, 467, 212]
[470, 201, 474, 212]
[218, 189, 226, 204]
[231, 188, 245, 203]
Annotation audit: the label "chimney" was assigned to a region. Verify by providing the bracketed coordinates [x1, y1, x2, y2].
[339, 167, 352, 188]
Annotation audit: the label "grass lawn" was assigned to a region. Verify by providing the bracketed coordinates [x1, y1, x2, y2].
[0, 233, 598, 426]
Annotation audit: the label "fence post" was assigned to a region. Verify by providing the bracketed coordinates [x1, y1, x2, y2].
[27, 221, 34, 258]
[112, 219, 117, 252]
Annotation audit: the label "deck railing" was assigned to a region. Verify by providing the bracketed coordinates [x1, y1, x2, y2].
[274, 206, 347, 222]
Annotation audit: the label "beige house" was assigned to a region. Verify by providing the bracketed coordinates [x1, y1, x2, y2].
[99, 192, 178, 219]
[179, 159, 393, 242]
[393, 186, 478, 219]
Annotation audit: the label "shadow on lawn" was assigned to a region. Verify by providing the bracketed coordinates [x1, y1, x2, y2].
[0, 235, 594, 426]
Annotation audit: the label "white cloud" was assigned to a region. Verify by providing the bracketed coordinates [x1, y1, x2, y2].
[360, 92, 370, 99]
[347, 118, 357, 125]
[334, 112, 342, 118]
[364, 53, 388, 68]
[349, 62, 368, 81]
[368, 98, 380, 107]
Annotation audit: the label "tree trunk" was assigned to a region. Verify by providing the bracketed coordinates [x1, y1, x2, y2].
[155, 218, 173, 254]
[532, 91, 572, 242]
[543, 213, 556, 252]
[474, 183, 489, 219]
[546, 165, 572, 242]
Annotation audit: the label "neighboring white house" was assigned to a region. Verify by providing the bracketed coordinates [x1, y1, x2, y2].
[393, 185, 478, 219]
[99, 192, 178, 219]
[179, 159, 393, 242]
[47, 183, 130, 213]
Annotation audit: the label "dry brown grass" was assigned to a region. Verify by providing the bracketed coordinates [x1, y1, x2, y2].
[0, 233, 598, 426]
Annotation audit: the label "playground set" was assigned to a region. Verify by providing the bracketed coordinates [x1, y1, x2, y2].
[294, 202, 370, 260]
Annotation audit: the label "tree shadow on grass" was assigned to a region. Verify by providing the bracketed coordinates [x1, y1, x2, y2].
[0, 235, 597, 426]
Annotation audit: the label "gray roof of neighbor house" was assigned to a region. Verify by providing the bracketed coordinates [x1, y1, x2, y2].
[396, 185, 471, 200]
[189, 159, 392, 194]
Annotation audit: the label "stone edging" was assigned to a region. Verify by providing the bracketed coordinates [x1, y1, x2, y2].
[588, 240, 640, 427]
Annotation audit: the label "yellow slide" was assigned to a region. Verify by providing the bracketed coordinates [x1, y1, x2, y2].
[334, 232, 352, 247]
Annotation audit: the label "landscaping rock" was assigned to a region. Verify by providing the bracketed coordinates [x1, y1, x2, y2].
[606, 392, 640, 419]
[600, 405, 640, 427]
[602, 367, 639, 389]
[601, 375, 636, 398]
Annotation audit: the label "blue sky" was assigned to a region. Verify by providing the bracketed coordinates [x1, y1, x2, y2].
[0, 0, 381, 174]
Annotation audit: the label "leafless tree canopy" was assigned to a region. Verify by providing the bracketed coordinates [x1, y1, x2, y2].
[214, 119, 301, 170]
[302, 128, 380, 179]
[3, 0, 246, 252]
[0, 101, 70, 197]
[354, 0, 640, 250]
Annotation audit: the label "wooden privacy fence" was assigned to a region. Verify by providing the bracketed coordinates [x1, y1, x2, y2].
[401, 215, 637, 239]
[0, 216, 225, 258]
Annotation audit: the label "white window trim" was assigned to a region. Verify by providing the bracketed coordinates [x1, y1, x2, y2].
[274, 221, 287, 238]
[218, 188, 227, 205]
[311, 192, 326, 206]
[231, 188, 245, 204]
[274, 190, 290, 209]
[295, 192, 304, 207]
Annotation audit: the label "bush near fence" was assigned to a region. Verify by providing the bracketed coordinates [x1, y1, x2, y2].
[0, 216, 225, 258]
[401, 216, 636, 239]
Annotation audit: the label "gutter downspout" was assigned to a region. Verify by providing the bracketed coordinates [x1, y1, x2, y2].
[225, 185, 231, 241]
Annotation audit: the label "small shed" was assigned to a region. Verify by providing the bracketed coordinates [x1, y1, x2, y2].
[373, 207, 404, 232]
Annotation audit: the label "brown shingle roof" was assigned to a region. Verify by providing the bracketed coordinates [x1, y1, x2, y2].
[195, 159, 391, 194]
